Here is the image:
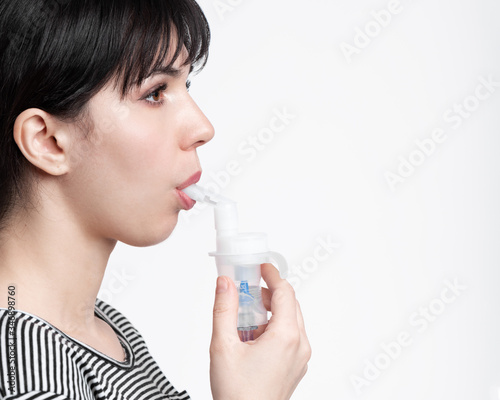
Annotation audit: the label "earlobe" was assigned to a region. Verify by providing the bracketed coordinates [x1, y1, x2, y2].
[13, 109, 70, 176]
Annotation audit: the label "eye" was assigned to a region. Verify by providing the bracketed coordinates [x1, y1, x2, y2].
[144, 84, 167, 105]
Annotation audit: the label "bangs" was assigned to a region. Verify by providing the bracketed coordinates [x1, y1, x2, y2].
[0, 0, 211, 224]
[0, 0, 210, 124]
[111, 0, 211, 96]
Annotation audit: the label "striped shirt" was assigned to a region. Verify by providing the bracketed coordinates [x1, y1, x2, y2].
[0, 300, 191, 400]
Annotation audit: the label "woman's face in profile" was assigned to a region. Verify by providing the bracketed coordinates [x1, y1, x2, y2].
[62, 49, 214, 247]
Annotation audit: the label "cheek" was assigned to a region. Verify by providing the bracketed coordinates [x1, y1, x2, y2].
[68, 113, 182, 245]
[101, 117, 175, 188]
[87, 92, 174, 173]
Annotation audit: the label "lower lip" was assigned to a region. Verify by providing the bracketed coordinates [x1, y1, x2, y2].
[176, 189, 196, 210]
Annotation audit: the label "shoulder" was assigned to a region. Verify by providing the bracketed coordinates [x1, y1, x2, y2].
[0, 309, 81, 399]
[0, 307, 74, 351]
[0, 304, 191, 400]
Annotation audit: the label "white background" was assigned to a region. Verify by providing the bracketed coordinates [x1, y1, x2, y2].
[101, 0, 500, 398]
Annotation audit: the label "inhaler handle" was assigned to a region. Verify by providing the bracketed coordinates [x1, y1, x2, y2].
[268, 251, 289, 279]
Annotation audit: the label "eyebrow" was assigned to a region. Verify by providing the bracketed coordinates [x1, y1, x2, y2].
[148, 64, 194, 78]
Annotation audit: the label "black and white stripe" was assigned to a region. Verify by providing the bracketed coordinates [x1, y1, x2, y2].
[0, 300, 190, 400]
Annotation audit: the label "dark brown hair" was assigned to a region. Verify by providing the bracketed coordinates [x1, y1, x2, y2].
[0, 0, 210, 228]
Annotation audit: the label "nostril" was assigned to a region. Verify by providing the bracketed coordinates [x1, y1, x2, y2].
[188, 139, 208, 150]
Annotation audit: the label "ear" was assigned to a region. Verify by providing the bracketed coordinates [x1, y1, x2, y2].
[13, 109, 71, 176]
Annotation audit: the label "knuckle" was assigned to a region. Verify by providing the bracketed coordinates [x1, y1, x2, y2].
[303, 341, 312, 362]
[209, 340, 226, 356]
[212, 302, 230, 319]
[301, 364, 309, 379]
[280, 330, 301, 347]
[272, 284, 295, 305]
[272, 288, 287, 305]
[210, 337, 238, 358]
[280, 279, 296, 295]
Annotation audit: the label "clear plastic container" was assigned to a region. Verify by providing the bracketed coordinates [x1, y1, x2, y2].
[211, 248, 288, 330]
[182, 184, 288, 336]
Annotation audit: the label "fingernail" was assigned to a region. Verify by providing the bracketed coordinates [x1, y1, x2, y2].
[216, 276, 228, 293]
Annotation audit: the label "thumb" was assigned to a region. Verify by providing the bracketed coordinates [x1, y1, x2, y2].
[211, 276, 239, 343]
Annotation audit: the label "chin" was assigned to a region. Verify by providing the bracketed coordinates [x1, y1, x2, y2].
[118, 214, 179, 248]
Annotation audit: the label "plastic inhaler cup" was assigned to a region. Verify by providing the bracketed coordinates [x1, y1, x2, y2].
[209, 232, 288, 331]
[180, 184, 288, 333]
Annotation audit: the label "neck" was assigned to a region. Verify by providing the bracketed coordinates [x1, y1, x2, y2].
[0, 196, 116, 334]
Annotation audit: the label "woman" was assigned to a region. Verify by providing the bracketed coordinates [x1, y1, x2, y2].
[0, 0, 311, 399]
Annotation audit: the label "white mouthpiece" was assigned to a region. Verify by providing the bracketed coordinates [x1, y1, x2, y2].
[184, 184, 288, 278]
[182, 184, 238, 237]
[182, 184, 217, 205]
[182, 184, 234, 205]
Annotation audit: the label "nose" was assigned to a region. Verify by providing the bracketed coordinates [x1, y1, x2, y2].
[180, 96, 215, 151]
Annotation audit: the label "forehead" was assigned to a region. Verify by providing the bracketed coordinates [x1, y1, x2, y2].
[151, 32, 191, 74]
[113, 26, 194, 95]
[90, 44, 191, 105]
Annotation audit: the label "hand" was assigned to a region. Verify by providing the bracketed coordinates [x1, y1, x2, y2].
[209, 263, 311, 400]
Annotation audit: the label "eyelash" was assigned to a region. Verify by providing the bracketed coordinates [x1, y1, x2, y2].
[143, 80, 192, 107]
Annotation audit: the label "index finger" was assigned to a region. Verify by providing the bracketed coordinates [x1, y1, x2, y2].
[261, 263, 298, 329]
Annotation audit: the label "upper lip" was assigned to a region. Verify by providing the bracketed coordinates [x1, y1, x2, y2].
[177, 170, 202, 191]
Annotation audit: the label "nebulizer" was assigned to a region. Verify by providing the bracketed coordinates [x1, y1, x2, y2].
[182, 184, 288, 341]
